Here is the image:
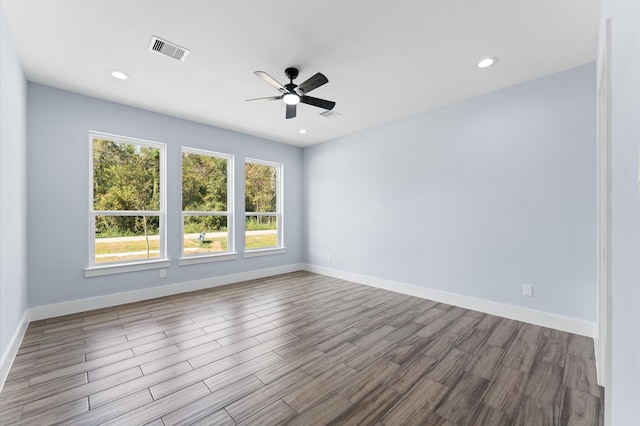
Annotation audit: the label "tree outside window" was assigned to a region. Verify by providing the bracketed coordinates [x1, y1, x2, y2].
[181, 148, 233, 258]
[245, 159, 283, 251]
[90, 134, 166, 265]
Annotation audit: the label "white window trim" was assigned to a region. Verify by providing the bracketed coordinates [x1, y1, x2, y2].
[179, 252, 238, 265]
[86, 131, 168, 276]
[243, 247, 286, 258]
[180, 147, 235, 264]
[85, 259, 171, 277]
[244, 158, 284, 255]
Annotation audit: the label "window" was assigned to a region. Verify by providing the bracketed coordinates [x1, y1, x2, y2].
[180, 148, 235, 264]
[87, 133, 167, 276]
[244, 159, 284, 256]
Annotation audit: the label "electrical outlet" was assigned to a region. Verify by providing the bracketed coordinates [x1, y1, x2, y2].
[160, 269, 167, 279]
[523, 284, 532, 297]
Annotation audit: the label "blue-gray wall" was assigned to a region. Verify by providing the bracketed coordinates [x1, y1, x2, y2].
[26, 84, 303, 306]
[303, 63, 597, 321]
[0, 6, 28, 363]
[602, 0, 640, 423]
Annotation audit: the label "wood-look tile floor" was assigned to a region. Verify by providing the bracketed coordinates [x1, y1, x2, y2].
[0, 271, 603, 425]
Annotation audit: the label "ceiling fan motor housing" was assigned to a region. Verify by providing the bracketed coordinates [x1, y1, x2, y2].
[285, 67, 299, 81]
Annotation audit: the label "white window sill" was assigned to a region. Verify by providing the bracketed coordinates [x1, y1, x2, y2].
[243, 247, 286, 258]
[179, 252, 238, 266]
[85, 259, 171, 277]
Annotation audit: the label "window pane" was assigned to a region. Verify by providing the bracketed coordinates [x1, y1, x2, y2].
[94, 215, 160, 263]
[93, 139, 160, 211]
[245, 162, 277, 213]
[245, 215, 277, 249]
[182, 152, 227, 212]
[183, 215, 228, 256]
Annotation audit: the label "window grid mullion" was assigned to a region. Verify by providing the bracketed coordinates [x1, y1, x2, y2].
[183, 211, 229, 216]
[93, 210, 161, 216]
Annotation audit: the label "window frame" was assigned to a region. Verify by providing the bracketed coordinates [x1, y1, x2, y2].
[179, 147, 236, 265]
[85, 131, 169, 277]
[243, 158, 285, 257]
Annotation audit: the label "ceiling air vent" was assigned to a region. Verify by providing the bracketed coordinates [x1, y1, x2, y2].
[319, 110, 342, 119]
[148, 36, 190, 62]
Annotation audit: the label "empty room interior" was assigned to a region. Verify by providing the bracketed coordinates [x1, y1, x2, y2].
[0, 1, 638, 425]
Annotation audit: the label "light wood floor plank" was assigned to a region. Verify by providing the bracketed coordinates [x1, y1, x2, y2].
[434, 372, 490, 424]
[161, 375, 263, 426]
[14, 397, 88, 426]
[28, 349, 134, 386]
[464, 345, 504, 380]
[87, 344, 179, 381]
[466, 403, 512, 426]
[89, 361, 192, 408]
[236, 399, 296, 426]
[381, 375, 448, 425]
[190, 409, 235, 426]
[148, 356, 238, 400]
[254, 349, 323, 384]
[332, 384, 403, 426]
[502, 341, 539, 373]
[66, 388, 154, 426]
[564, 353, 600, 397]
[336, 358, 399, 403]
[386, 352, 438, 394]
[283, 363, 356, 412]
[285, 393, 352, 426]
[225, 368, 312, 423]
[22, 366, 141, 414]
[482, 364, 528, 418]
[561, 388, 601, 426]
[0, 372, 87, 412]
[202, 351, 282, 393]
[425, 347, 472, 388]
[101, 381, 210, 426]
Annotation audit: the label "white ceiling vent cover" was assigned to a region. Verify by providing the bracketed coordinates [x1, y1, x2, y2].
[148, 36, 190, 62]
[319, 110, 342, 119]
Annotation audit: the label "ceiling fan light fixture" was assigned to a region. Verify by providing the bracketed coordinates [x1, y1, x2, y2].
[477, 57, 497, 69]
[283, 93, 300, 105]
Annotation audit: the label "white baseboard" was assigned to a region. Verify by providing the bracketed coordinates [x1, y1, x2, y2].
[594, 336, 603, 386]
[2, 264, 303, 391]
[4, 262, 595, 393]
[30, 263, 304, 321]
[304, 264, 596, 338]
[0, 309, 30, 392]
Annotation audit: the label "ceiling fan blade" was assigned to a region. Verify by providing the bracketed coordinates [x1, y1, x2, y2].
[300, 95, 336, 110]
[296, 72, 329, 94]
[286, 104, 297, 119]
[254, 71, 286, 93]
[245, 96, 282, 102]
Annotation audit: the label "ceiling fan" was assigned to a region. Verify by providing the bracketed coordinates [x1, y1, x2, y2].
[246, 67, 336, 119]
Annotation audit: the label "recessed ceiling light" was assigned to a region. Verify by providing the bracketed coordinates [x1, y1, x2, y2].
[477, 57, 497, 69]
[298, 129, 307, 134]
[109, 70, 129, 80]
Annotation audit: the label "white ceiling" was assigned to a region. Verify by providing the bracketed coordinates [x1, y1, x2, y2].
[2, 0, 599, 147]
